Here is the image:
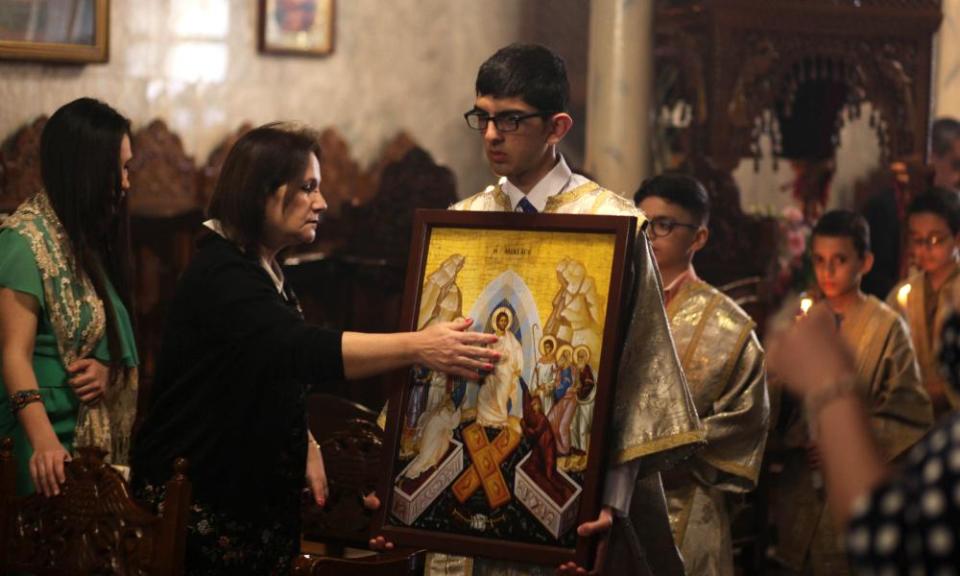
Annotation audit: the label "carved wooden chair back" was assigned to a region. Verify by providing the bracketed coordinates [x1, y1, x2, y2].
[299, 393, 424, 575]
[0, 115, 47, 215]
[0, 438, 191, 576]
[303, 393, 383, 545]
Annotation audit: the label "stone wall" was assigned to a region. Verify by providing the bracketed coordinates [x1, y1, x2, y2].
[0, 0, 590, 198]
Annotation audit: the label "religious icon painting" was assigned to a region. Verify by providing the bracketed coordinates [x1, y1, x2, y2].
[0, 0, 109, 63]
[257, 0, 334, 57]
[375, 210, 635, 566]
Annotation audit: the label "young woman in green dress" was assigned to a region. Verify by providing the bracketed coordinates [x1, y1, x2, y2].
[0, 97, 138, 497]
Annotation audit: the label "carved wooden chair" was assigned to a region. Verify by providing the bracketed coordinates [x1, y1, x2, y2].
[127, 119, 204, 400]
[297, 393, 424, 575]
[0, 438, 191, 575]
[0, 115, 47, 216]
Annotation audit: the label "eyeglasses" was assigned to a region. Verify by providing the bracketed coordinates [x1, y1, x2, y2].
[463, 110, 554, 133]
[910, 232, 953, 249]
[646, 216, 700, 239]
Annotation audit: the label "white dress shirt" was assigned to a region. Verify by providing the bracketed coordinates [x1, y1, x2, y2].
[500, 155, 589, 212]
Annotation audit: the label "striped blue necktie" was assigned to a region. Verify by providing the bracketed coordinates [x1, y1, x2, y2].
[516, 197, 537, 214]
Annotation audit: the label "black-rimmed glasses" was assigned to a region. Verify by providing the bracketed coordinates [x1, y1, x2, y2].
[464, 110, 554, 133]
[646, 216, 700, 239]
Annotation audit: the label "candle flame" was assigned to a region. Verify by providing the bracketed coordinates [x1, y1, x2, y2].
[897, 284, 911, 308]
[800, 297, 813, 315]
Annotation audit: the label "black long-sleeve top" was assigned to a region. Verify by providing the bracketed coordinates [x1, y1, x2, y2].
[131, 233, 343, 521]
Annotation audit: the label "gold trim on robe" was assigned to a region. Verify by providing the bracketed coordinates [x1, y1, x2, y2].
[773, 296, 933, 574]
[662, 279, 770, 576]
[888, 268, 960, 415]
[429, 180, 705, 576]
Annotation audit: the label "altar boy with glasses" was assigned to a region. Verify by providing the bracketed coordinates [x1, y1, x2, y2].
[419, 43, 706, 576]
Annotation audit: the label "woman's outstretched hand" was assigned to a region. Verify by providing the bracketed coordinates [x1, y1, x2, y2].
[415, 317, 500, 380]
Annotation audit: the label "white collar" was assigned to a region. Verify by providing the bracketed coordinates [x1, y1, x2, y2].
[203, 219, 284, 295]
[203, 218, 227, 238]
[501, 155, 575, 213]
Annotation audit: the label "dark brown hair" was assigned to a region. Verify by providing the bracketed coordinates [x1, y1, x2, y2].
[812, 209, 871, 259]
[207, 123, 322, 253]
[476, 43, 569, 113]
[908, 186, 960, 236]
[634, 173, 711, 226]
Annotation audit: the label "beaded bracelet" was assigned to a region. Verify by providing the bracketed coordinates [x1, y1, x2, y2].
[9, 390, 42, 415]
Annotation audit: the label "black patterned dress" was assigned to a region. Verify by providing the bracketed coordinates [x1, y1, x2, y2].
[845, 313, 960, 573]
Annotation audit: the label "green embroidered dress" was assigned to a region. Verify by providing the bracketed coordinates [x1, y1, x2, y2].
[0, 193, 138, 495]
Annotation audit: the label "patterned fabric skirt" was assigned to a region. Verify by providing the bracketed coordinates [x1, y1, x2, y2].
[134, 480, 300, 575]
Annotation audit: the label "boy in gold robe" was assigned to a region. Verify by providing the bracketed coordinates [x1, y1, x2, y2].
[888, 187, 960, 417]
[774, 210, 933, 575]
[636, 174, 770, 576]
[381, 43, 706, 576]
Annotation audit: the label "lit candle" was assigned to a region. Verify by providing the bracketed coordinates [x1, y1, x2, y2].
[897, 284, 911, 309]
[800, 297, 813, 316]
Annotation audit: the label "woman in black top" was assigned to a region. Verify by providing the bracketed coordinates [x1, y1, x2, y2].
[131, 124, 498, 575]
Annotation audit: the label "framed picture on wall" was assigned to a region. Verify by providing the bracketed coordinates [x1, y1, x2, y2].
[0, 0, 109, 63]
[374, 209, 635, 567]
[258, 0, 334, 57]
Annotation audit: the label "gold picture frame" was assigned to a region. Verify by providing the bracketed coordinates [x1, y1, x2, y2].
[0, 0, 109, 64]
[258, 0, 334, 57]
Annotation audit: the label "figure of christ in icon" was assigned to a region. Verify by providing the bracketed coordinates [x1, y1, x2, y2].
[475, 307, 524, 430]
[447, 305, 526, 510]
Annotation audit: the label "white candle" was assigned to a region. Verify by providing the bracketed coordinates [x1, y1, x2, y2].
[897, 284, 911, 309]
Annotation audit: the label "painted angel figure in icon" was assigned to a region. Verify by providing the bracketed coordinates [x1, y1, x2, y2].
[544, 258, 602, 356]
[402, 254, 466, 456]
